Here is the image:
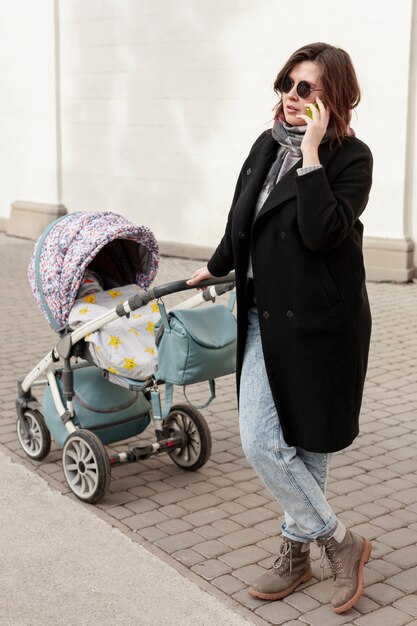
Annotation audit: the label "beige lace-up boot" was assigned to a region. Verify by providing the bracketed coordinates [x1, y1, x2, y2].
[248, 537, 312, 600]
[317, 529, 372, 613]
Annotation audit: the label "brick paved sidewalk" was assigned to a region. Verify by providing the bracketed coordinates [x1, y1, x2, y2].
[1, 232, 417, 626]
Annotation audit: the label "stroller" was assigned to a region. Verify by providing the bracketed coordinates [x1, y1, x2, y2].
[16, 212, 236, 503]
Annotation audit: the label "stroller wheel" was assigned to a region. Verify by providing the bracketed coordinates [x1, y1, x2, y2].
[164, 404, 212, 471]
[62, 430, 111, 503]
[17, 409, 51, 461]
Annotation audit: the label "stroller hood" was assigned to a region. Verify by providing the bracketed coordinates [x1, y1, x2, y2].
[28, 211, 159, 332]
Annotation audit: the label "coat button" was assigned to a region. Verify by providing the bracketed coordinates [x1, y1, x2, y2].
[262, 311, 270, 319]
[246, 168, 252, 176]
[286, 310, 294, 318]
[238, 231, 246, 239]
[280, 232, 286, 239]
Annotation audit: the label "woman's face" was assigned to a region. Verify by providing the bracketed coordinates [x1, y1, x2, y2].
[281, 60, 324, 126]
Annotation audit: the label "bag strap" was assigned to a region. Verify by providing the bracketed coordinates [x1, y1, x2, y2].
[151, 380, 216, 418]
[228, 289, 236, 312]
[157, 301, 171, 334]
[183, 379, 216, 409]
[150, 382, 174, 420]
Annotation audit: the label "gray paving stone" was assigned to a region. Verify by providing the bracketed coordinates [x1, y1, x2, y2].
[127, 485, 156, 498]
[363, 566, 385, 586]
[184, 481, 217, 495]
[391, 487, 417, 505]
[193, 540, 230, 558]
[154, 530, 203, 553]
[234, 493, 270, 509]
[229, 507, 276, 528]
[299, 604, 359, 625]
[219, 527, 267, 549]
[232, 588, 268, 610]
[212, 574, 247, 595]
[158, 504, 188, 518]
[96, 491, 137, 508]
[181, 493, 222, 512]
[384, 544, 417, 568]
[135, 525, 168, 542]
[149, 487, 194, 505]
[124, 510, 169, 531]
[372, 513, 409, 531]
[182, 507, 229, 527]
[231, 563, 265, 586]
[284, 592, 321, 612]
[363, 582, 404, 605]
[191, 559, 232, 580]
[303, 579, 334, 603]
[353, 605, 412, 626]
[124, 498, 159, 514]
[351, 596, 380, 614]
[393, 594, 417, 618]
[212, 486, 246, 500]
[171, 549, 204, 566]
[106, 505, 136, 520]
[348, 523, 386, 540]
[109, 476, 144, 492]
[218, 501, 247, 515]
[386, 566, 417, 593]
[212, 518, 244, 534]
[382, 528, 417, 549]
[367, 559, 401, 578]
[255, 601, 300, 624]
[367, 540, 394, 559]
[156, 519, 194, 535]
[219, 545, 270, 568]
[256, 535, 281, 554]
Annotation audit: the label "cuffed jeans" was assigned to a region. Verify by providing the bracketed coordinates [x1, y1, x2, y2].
[239, 306, 338, 543]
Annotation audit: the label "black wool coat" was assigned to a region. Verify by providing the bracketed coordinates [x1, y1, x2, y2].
[207, 130, 373, 453]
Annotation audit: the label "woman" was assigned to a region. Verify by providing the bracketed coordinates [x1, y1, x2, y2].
[187, 42, 373, 614]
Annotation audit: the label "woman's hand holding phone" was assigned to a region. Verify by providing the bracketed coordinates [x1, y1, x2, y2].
[296, 97, 330, 167]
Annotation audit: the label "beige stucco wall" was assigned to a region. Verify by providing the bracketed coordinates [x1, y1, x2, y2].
[0, 0, 416, 278]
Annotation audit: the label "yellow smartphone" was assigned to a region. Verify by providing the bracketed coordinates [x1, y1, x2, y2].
[306, 102, 319, 119]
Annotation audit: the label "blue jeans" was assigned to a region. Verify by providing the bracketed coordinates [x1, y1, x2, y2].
[239, 306, 337, 543]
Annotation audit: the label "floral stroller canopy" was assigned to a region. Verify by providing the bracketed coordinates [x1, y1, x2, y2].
[28, 211, 159, 332]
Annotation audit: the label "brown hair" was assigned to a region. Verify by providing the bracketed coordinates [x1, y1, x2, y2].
[273, 42, 361, 145]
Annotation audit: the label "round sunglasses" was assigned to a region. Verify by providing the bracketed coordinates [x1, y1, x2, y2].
[281, 75, 324, 99]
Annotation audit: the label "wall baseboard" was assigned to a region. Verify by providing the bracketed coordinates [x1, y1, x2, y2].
[159, 236, 416, 283]
[1, 211, 415, 282]
[159, 240, 214, 262]
[5, 200, 67, 240]
[363, 236, 415, 282]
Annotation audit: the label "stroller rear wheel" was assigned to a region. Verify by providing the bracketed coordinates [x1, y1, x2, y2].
[17, 409, 51, 461]
[164, 404, 212, 471]
[62, 430, 111, 503]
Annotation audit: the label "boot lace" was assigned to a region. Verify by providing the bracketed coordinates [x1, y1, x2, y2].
[319, 540, 344, 580]
[272, 540, 294, 575]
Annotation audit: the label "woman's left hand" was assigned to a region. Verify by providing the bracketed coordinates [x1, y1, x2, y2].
[296, 97, 330, 166]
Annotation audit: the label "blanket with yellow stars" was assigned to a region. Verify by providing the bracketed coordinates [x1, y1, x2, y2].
[68, 284, 160, 380]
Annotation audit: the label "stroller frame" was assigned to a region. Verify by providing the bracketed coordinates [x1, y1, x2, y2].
[16, 274, 235, 503]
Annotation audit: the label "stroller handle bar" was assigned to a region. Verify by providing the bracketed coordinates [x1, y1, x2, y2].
[120, 272, 236, 314]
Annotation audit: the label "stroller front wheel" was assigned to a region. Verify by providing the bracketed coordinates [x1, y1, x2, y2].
[164, 404, 212, 471]
[62, 430, 111, 503]
[17, 409, 51, 461]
